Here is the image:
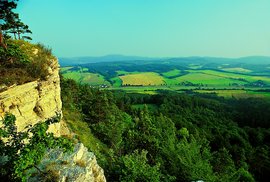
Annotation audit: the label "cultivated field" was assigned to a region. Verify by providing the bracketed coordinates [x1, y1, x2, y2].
[60, 58, 270, 99]
[222, 67, 252, 73]
[120, 72, 165, 86]
[174, 72, 246, 87]
[196, 70, 270, 84]
[195, 90, 270, 99]
[63, 72, 109, 85]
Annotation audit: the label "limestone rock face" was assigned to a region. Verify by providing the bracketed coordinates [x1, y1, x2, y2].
[29, 143, 106, 182]
[0, 58, 62, 135]
[0, 57, 106, 181]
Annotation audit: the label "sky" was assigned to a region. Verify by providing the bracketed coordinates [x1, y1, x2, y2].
[17, 0, 270, 58]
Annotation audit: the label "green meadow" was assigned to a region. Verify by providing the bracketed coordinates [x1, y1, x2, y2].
[174, 72, 246, 87]
[196, 70, 270, 84]
[62, 71, 109, 85]
[60, 61, 270, 99]
[222, 67, 252, 73]
[162, 69, 182, 77]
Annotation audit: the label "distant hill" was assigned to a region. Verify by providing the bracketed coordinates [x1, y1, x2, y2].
[59, 55, 270, 67]
[202, 56, 270, 65]
[59, 55, 158, 66]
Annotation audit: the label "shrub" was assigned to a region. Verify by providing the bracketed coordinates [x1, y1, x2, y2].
[0, 39, 55, 86]
[0, 113, 74, 182]
[0, 39, 30, 67]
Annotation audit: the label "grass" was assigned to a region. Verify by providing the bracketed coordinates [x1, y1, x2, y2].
[162, 69, 181, 77]
[188, 64, 202, 69]
[61, 72, 81, 82]
[195, 89, 270, 99]
[0, 40, 54, 86]
[62, 72, 110, 85]
[62, 109, 108, 160]
[81, 67, 88, 72]
[222, 67, 252, 73]
[110, 77, 122, 87]
[128, 90, 158, 95]
[116, 70, 129, 75]
[247, 91, 270, 98]
[163, 78, 180, 85]
[197, 70, 270, 84]
[195, 90, 248, 98]
[174, 72, 247, 87]
[120, 72, 165, 86]
[116, 70, 140, 75]
[108, 82, 270, 99]
[61, 67, 73, 72]
[61, 67, 270, 99]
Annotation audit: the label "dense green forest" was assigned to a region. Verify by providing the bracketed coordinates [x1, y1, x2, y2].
[61, 76, 270, 182]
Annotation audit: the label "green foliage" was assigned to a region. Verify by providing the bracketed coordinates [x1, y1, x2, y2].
[174, 133, 215, 181]
[0, 40, 54, 86]
[120, 150, 161, 182]
[62, 108, 109, 166]
[234, 167, 255, 182]
[0, 0, 32, 40]
[0, 113, 73, 182]
[212, 148, 238, 180]
[0, 39, 29, 66]
[26, 43, 53, 80]
[60, 78, 270, 181]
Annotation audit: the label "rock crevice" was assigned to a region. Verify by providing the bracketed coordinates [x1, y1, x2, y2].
[0, 57, 107, 181]
[0, 58, 62, 134]
[29, 143, 106, 182]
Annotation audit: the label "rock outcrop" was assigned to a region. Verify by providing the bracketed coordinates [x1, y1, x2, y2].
[0, 58, 62, 135]
[0, 55, 106, 181]
[29, 143, 106, 182]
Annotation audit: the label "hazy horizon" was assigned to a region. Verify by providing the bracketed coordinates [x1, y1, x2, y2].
[59, 54, 270, 59]
[17, 0, 270, 58]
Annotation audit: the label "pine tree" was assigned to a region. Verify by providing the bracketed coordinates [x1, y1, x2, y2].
[0, 0, 32, 42]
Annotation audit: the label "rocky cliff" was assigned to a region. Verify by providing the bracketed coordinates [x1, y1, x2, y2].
[0, 57, 62, 135]
[0, 56, 106, 181]
[29, 143, 106, 182]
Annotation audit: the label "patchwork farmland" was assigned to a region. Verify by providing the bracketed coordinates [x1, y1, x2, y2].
[60, 58, 270, 98]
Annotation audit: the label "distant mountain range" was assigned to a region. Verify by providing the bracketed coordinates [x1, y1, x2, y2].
[59, 55, 270, 67]
[59, 55, 157, 66]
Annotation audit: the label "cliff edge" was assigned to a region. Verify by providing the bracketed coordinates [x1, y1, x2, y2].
[0, 57, 62, 135]
[0, 54, 106, 182]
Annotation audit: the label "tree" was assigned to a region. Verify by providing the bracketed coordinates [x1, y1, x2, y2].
[0, 0, 18, 49]
[0, 113, 73, 181]
[2, 11, 32, 40]
[120, 150, 161, 182]
[0, 0, 31, 42]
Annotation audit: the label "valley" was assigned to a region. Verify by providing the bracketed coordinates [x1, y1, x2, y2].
[60, 56, 270, 99]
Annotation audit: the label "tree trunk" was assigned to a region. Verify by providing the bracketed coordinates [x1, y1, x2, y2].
[0, 30, 7, 50]
[17, 28, 21, 39]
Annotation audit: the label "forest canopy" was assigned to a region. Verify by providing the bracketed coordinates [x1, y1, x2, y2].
[61, 77, 270, 181]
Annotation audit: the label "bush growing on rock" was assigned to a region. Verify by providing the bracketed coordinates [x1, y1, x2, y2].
[0, 113, 73, 182]
[0, 39, 56, 86]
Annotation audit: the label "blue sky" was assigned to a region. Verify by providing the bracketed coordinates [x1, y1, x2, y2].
[17, 0, 270, 58]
